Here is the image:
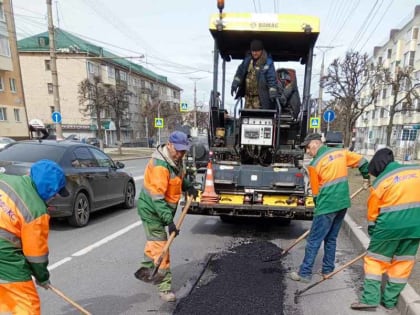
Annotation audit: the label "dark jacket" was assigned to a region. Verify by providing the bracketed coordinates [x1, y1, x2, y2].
[232, 50, 277, 109]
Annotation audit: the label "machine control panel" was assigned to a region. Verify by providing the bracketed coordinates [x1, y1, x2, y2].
[240, 117, 273, 146]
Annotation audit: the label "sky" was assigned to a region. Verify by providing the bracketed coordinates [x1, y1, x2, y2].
[11, 0, 419, 113]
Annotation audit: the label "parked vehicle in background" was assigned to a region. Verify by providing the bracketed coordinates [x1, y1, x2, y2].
[0, 137, 16, 150]
[0, 140, 136, 227]
[86, 137, 100, 147]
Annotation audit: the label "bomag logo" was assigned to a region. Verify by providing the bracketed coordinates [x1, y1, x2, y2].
[393, 173, 418, 183]
[258, 22, 278, 28]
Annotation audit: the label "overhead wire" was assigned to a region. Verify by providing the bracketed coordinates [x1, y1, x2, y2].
[348, 0, 381, 50]
[358, 0, 394, 52]
[327, 0, 361, 46]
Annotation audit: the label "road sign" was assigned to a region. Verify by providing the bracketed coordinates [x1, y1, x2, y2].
[154, 117, 164, 128]
[310, 117, 320, 129]
[180, 102, 189, 112]
[51, 111, 62, 124]
[323, 109, 336, 123]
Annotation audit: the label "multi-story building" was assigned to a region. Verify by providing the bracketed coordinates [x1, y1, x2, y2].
[0, 0, 29, 139]
[356, 5, 420, 160]
[17, 28, 181, 145]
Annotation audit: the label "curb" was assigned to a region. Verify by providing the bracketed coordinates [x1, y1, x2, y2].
[343, 215, 420, 315]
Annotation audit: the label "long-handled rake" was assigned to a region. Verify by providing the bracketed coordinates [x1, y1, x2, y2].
[294, 252, 366, 303]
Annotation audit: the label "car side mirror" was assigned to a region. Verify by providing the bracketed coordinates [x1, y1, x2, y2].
[115, 161, 125, 169]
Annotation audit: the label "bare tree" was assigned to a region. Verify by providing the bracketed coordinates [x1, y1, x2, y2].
[374, 64, 420, 146]
[78, 77, 108, 141]
[105, 84, 130, 142]
[322, 51, 379, 146]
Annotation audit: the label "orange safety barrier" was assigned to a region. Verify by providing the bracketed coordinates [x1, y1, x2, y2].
[200, 160, 219, 204]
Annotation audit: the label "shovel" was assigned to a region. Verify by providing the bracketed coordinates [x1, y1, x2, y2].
[263, 186, 367, 262]
[134, 196, 193, 284]
[294, 252, 366, 303]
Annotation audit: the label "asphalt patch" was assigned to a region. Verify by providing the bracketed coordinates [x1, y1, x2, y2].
[174, 240, 289, 315]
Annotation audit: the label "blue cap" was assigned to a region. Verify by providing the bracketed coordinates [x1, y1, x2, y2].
[30, 159, 69, 202]
[169, 131, 190, 151]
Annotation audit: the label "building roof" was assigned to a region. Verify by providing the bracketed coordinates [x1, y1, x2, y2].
[17, 28, 181, 90]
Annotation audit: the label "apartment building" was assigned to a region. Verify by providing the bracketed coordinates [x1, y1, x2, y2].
[356, 5, 420, 160]
[17, 28, 181, 145]
[0, 0, 29, 139]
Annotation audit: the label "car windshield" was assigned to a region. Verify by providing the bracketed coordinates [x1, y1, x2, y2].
[0, 143, 66, 163]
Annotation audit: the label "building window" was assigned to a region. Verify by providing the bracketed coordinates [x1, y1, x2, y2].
[0, 107, 7, 121]
[45, 60, 51, 71]
[107, 65, 115, 78]
[9, 78, 16, 93]
[0, 77, 4, 91]
[412, 28, 419, 40]
[50, 106, 55, 114]
[402, 129, 417, 141]
[387, 49, 392, 59]
[119, 71, 127, 81]
[47, 83, 53, 94]
[0, 3, 4, 21]
[13, 109, 20, 122]
[0, 35, 10, 57]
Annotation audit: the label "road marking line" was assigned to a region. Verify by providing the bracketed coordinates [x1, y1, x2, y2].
[49, 221, 142, 270]
[48, 257, 72, 270]
[72, 221, 142, 256]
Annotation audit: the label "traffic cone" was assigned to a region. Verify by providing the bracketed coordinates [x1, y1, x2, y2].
[200, 160, 219, 204]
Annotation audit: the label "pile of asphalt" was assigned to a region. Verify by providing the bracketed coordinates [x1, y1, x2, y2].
[174, 240, 288, 315]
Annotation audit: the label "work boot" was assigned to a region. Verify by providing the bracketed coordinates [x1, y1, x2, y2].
[350, 301, 377, 310]
[159, 291, 176, 302]
[289, 271, 311, 283]
[380, 302, 395, 310]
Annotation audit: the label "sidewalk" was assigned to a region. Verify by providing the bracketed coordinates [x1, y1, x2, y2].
[103, 147, 153, 161]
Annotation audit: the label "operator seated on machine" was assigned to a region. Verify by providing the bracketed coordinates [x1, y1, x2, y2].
[231, 40, 278, 110]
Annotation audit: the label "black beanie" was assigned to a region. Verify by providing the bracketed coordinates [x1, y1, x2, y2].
[368, 148, 394, 177]
[250, 40, 264, 51]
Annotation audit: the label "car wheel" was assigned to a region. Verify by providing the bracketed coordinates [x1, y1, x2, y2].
[123, 181, 135, 209]
[68, 192, 90, 227]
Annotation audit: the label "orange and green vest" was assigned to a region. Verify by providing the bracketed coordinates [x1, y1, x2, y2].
[367, 162, 420, 240]
[138, 145, 192, 226]
[307, 145, 369, 216]
[0, 174, 50, 283]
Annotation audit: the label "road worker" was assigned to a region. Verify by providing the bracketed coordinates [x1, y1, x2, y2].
[289, 133, 370, 283]
[0, 159, 69, 315]
[135, 131, 198, 302]
[351, 148, 420, 310]
[231, 39, 278, 109]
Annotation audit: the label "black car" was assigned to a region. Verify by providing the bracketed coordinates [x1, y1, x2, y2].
[0, 140, 135, 227]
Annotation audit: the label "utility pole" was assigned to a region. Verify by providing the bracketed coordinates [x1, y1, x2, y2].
[47, 0, 63, 139]
[316, 45, 339, 133]
[189, 77, 205, 133]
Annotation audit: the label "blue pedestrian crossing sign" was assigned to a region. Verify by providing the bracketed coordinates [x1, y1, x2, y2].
[310, 117, 320, 128]
[180, 102, 189, 112]
[51, 111, 62, 124]
[154, 117, 164, 128]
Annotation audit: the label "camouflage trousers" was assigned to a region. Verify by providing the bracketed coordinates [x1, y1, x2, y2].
[140, 220, 172, 292]
[245, 95, 261, 109]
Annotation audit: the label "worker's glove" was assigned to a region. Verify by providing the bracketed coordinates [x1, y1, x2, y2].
[231, 79, 240, 97]
[363, 178, 371, 190]
[269, 87, 278, 101]
[35, 279, 51, 290]
[367, 225, 375, 237]
[168, 222, 179, 237]
[187, 186, 198, 200]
